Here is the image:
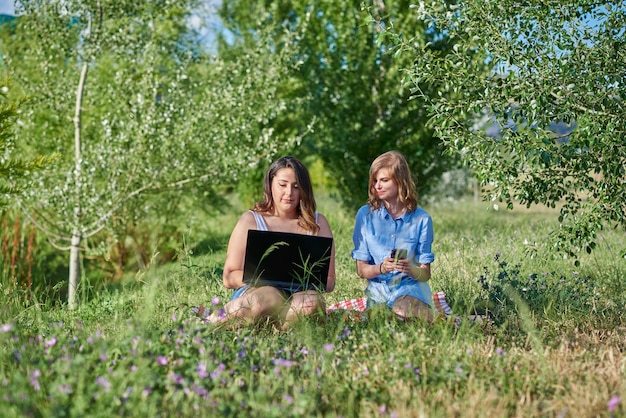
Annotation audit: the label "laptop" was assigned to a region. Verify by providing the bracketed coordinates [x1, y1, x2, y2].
[243, 230, 333, 292]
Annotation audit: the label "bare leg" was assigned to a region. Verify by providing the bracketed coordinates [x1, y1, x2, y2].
[207, 286, 286, 325]
[283, 290, 325, 327]
[392, 295, 434, 323]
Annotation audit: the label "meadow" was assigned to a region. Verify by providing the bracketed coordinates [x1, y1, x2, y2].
[1, 196, 625, 417]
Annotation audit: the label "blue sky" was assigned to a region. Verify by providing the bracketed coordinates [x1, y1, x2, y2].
[0, 0, 14, 15]
[0, 1, 222, 17]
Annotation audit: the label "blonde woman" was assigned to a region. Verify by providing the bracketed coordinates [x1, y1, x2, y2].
[351, 151, 435, 321]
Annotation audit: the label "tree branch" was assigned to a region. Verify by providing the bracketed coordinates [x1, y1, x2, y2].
[15, 198, 70, 243]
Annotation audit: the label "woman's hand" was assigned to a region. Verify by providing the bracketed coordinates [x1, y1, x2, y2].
[382, 257, 431, 282]
[382, 257, 411, 275]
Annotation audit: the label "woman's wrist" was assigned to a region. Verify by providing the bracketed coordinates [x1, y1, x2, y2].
[411, 265, 429, 282]
[379, 262, 384, 275]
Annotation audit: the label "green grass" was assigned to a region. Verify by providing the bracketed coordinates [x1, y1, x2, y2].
[1, 198, 625, 417]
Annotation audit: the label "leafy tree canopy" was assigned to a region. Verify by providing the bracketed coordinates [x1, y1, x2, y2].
[0, 0, 300, 305]
[392, 1, 626, 261]
[219, 0, 466, 209]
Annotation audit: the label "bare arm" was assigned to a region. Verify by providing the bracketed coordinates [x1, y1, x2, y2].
[222, 212, 257, 289]
[356, 258, 431, 282]
[316, 213, 336, 292]
[356, 260, 383, 279]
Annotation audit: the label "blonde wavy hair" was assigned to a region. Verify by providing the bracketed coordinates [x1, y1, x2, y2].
[367, 151, 419, 212]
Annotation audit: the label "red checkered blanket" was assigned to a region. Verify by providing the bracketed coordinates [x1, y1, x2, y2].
[326, 291, 461, 325]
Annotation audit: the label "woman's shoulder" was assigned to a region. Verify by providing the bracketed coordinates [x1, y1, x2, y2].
[313, 212, 333, 237]
[236, 210, 259, 228]
[409, 206, 432, 221]
[314, 211, 330, 226]
[355, 204, 371, 217]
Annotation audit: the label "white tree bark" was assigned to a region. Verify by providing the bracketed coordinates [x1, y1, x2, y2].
[68, 233, 81, 308]
[68, 9, 91, 307]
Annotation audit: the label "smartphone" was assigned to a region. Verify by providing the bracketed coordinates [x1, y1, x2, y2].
[391, 249, 407, 261]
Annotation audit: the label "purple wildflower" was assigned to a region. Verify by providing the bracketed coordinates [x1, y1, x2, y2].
[156, 356, 168, 366]
[210, 363, 225, 380]
[96, 376, 111, 393]
[197, 363, 209, 379]
[283, 394, 294, 404]
[323, 343, 334, 353]
[495, 347, 506, 356]
[0, 323, 12, 333]
[608, 396, 621, 412]
[29, 370, 41, 391]
[211, 297, 221, 306]
[192, 384, 209, 398]
[272, 358, 296, 367]
[169, 373, 184, 385]
[58, 384, 71, 395]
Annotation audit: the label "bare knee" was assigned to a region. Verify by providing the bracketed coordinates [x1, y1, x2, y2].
[285, 290, 325, 322]
[221, 287, 285, 323]
[392, 296, 433, 322]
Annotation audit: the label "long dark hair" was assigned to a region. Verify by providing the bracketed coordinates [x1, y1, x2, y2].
[253, 156, 319, 234]
[367, 151, 418, 212]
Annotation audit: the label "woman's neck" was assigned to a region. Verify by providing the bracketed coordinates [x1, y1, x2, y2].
[384, 200, 405, 219]
[268, 207, 299, 219]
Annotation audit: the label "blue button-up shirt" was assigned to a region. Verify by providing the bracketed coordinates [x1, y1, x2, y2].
[351, 204, 434, 266]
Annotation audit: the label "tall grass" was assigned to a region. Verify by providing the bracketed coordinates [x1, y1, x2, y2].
[1, 198, 624, 417]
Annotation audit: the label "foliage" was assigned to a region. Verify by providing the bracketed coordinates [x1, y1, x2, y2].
[0, 95, 52, 207]
[0, 0, 300, 305]
[389, 1, 626, 261]
[473, 252, 611, 328]
[218, 0, 464, 208]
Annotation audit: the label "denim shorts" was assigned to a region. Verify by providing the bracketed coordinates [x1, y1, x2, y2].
[230, 285, 294, 301]
[365, 273, 432, 308]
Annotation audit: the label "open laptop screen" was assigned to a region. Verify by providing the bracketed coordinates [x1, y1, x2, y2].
[242, 230, 332, 292]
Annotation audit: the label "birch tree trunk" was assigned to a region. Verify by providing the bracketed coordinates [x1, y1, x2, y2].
[68, 20, 90, 307]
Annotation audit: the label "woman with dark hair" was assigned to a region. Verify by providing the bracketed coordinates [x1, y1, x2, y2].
[351, 151, 435, 321]
[207, 156, 336, 326]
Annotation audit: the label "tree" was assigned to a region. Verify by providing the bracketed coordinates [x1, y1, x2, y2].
[0, 0, 298, 307]
[218, 0, 462, 209]
[392, 1, 626, 261]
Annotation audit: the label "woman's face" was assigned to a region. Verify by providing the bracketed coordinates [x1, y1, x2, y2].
[373, 168, 399, 202]
[271, 167, 300, 214]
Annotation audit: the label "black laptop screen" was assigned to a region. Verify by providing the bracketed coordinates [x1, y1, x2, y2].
[243, 230, 332, 292]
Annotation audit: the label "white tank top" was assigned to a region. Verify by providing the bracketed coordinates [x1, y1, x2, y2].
[249, 210, 318, 235]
